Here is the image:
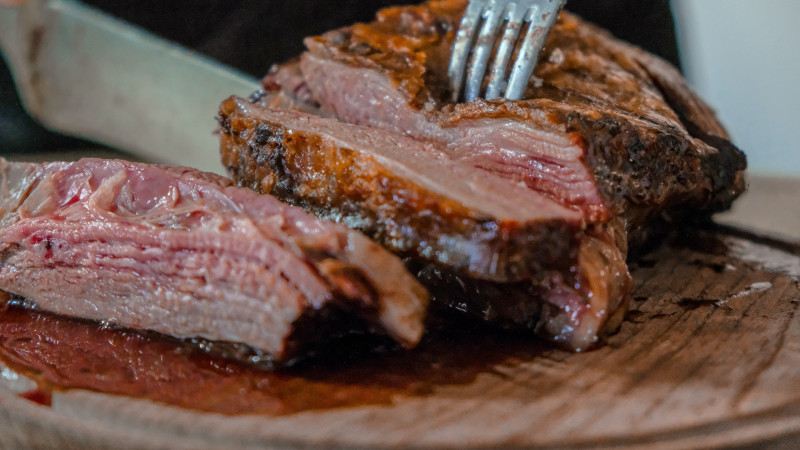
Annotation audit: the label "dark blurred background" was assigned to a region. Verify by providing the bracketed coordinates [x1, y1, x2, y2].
[0, 0, 679, 155]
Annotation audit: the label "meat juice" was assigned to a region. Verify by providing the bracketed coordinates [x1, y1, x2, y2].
[0, 297, 544, 415]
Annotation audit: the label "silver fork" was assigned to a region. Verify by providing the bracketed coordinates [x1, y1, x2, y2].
[448, 0, 566, 102]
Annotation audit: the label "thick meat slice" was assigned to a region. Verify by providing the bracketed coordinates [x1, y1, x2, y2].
[220, 98, 582, 283]
[0, 158, 428, 362]
[218, 0, 746, 349]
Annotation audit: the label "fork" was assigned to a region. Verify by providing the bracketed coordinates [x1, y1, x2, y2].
[448, 0, 566, 102]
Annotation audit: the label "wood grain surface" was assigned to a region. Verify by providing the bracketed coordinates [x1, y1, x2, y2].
[0, 158, 798, 448]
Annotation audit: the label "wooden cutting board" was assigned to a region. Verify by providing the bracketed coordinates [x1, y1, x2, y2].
[1, 154, 798, 448]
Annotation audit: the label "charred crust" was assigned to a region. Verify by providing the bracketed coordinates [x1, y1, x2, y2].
[560, 106, 725, 234]
[634, 58, 747, 212]
[683, 123, 748, 213]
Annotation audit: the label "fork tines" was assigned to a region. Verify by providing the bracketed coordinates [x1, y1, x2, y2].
[448, 0, 565, 103]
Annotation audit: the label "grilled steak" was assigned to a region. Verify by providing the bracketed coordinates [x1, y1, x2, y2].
[221, 100, 583, 283]
[0, 158, 428, 362]
[218, 0, 747, 349]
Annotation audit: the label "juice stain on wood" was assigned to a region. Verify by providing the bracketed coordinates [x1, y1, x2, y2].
[0, 299, 548, 416]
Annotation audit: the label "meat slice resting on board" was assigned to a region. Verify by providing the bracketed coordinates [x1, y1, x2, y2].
[218, 0, 747, 350]
[0, 158, 428, 363]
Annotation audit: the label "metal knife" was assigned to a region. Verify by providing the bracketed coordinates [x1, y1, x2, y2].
[0, 0, 260, 174]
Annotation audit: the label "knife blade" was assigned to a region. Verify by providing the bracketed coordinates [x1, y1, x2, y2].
[0, 0, 259, 174]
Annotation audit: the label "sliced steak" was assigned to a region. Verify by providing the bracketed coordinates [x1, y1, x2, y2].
[294, 4, 745, 224]
[221, 99, 582, 283]
[0, 158, 428, 362]
[218, 0, 746, 349]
